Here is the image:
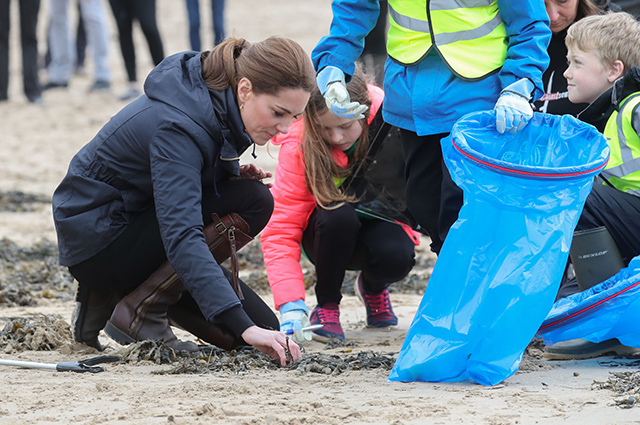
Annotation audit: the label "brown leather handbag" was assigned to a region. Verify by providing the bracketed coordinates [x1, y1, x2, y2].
[204, 213, 253, 300]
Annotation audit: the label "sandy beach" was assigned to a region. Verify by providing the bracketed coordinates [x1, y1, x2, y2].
[1, 1, 639, 424]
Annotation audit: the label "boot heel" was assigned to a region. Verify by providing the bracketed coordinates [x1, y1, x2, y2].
[104, 320, 137, 345]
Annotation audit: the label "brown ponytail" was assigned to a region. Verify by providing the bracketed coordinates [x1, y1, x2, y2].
[201, 36, 315, 97]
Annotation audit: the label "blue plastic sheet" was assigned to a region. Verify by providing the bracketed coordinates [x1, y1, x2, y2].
[537, 255, 640, 348]
[388, 111, 610, 386]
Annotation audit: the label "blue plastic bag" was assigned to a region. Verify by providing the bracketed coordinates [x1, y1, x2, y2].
[388, 111, 609, 386]
[537, 255, 640, 348]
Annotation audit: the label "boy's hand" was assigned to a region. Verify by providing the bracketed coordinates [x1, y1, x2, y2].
[316, 66, 368, 120]
[495, 78, 534, 134]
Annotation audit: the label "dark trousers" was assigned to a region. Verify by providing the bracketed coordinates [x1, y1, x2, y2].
[69, 178, 275, 326]
[302, 203, 415, 306]
[185, 0, 226, 50]
[108, 0, 164, 83]
[401, 129, 463, 254]
[0, 0, 41, 100]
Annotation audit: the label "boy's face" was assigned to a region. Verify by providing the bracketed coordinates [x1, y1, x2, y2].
[563, 47, 617, 105]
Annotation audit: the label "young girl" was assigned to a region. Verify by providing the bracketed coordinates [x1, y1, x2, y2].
[261, 69, 418, 341]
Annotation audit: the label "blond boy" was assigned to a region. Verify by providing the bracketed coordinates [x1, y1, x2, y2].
[546, 11, 640, 359]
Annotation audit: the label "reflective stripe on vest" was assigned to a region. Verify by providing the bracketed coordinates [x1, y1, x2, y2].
[601, 93, 640, 196]
[386, 0, 507, 80]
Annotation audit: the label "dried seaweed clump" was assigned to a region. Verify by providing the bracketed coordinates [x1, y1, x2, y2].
[0, 190, 50, 213]
[0, 314, 73, 352]
[593, 371, 640, 408]
[292, 350, 395, 374]
[0, 239, 76, 306]
[155, 345, 396, 375]
[118, 340, 189, 364]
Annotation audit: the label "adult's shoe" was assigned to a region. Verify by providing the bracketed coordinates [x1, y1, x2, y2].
[71, 287, 120, 351]
[544, 338, 639, 360]
[89, 80, 111, 92]
[119, 87, 142, 102]
[43, 81, 68, 90]
[27, 95, 44, 105]
[104, 260, 199, 353]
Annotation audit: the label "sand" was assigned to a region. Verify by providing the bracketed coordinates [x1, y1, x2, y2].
[0, 1, 639, 424]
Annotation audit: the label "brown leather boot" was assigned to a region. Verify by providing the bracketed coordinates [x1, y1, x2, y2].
[72, 287, 120, 351]
[104, 260, 199, 352]
[103, 213, 252, 353]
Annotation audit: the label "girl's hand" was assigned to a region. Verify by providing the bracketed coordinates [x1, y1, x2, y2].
[238, 164, 273, 188]
[241, 326, 301, 366]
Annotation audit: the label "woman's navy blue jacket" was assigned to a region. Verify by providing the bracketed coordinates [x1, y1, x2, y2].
[53, 51, 253, 323]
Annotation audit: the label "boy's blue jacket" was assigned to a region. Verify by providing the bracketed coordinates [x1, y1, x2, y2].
[312, 0, 551, 136]
[53, 51, 253, 323]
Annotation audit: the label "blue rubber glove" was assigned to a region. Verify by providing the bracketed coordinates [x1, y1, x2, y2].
[316, 66, 368, 120]
[279, 299, 312, 343]
[494, 78, 535, 134]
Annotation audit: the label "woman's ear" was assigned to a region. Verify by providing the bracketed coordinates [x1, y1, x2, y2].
[608, 60, 625, 83]
[237, 77, 253, 105]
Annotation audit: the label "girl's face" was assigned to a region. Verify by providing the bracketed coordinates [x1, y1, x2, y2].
[316, 110, 364, 152]
[238, 78, 309, 146]
[545, 0, 579, 33]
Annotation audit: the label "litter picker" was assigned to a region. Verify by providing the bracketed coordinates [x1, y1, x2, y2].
[0, 355, 120, 373]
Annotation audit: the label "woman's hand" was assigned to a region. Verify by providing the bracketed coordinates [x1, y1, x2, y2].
[237, 164, 273, 188]
[241, 325, 301, 366]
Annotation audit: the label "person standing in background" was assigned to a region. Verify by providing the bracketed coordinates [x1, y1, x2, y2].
[108, 0, 164, 101]
[312, 0, 551, 255]
[44, 0, 111, 92]
[185, 0, 226, 50]
[0, 0, 42, 104]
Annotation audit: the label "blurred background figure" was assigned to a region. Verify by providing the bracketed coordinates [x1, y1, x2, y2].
[44, 2, 87, 76]
[108, 0, 165, 101]
[45, 0, 111, 92]
[0, 0, 43, 104]
[185, 0, 226, 50]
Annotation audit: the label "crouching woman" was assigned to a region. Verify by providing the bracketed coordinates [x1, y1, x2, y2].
[53, 36, 315, 365]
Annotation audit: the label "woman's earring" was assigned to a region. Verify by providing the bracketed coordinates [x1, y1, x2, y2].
[239, 103, 244, 111]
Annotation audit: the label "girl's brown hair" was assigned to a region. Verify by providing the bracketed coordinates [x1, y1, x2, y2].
[302, 66, 373, 209]
[200, 36, 316, 96]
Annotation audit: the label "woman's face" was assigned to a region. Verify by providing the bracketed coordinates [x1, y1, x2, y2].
[317, 110, 364, 152]
[545, 0, 579, 33]
[238, 78, 310, 146]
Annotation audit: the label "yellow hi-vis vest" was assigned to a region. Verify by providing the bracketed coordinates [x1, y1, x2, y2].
[601, 92, 640, 196]
[387, 0, 508, 80]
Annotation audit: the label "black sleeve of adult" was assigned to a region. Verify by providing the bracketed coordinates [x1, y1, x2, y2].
[217, 305, 254, 337]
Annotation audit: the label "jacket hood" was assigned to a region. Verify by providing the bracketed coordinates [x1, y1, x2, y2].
[143, 51, 253, 160]
[144, 52, 214, 133]
[613, 66, 640, 106]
